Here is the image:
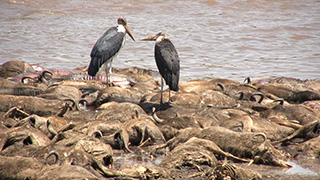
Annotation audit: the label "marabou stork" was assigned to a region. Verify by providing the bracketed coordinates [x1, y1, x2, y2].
[141, 32, 180, 104]
[88, 17, 135, 85]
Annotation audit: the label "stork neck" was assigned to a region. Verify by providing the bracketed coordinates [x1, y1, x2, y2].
[117, 24, 126, 33]
[156, 36, 166, 42]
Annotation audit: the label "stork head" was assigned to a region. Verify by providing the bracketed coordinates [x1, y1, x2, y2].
[117, 17, 135, 41]
[140, 32, 167, 42]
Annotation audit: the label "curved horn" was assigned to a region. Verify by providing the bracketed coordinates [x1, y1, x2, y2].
[114, 130, 133, 153]
[134, 109, 140, 119]
[48, 83, 59, 88]
[36, 70, 52, 84]
[42, 70, 53, 78]
[79, 98, 89, 105]
[46, 150, 60, 165]
[78, 98, 89, 110]
[47, 119, 57, 140]
[21, 76, 36, 84]
[39, 70, 53, 84]
[215, 82, 225, 91]
[238, 91, 244, 100]
[93, 130, 103, 139]
[64, 98, 80, 111]
[81, 92, 90, 98]
[273, 99, 284, 106]
[151, 107, 163, 123]
[250, 92, 265, 104]
[254, 133, 267, 152]
[134, 125, 145, 146]
[254, 133, 267, 144]
[243, 77, 251, 84]
[57, 102, 72, 117]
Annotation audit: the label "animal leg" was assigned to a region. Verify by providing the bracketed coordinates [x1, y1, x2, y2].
[272, 120, 319, 145]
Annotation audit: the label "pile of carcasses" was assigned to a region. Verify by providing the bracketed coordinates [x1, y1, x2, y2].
[0, 60, 319, 179]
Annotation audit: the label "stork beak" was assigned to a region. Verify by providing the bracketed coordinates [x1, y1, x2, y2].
[140, 34, 158, 41]
[125, 25, 135, 41]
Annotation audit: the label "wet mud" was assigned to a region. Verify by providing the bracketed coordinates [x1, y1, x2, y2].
[0, 60, 319, 179]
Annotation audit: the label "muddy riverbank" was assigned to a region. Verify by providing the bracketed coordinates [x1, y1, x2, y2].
[0, 60, 319, 179]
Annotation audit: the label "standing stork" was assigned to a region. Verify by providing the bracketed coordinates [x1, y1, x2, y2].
[88, 17, 135, 85]
[141, 32, 180, 104]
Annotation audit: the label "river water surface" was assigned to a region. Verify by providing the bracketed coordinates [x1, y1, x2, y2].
[1, 0, 319, 82]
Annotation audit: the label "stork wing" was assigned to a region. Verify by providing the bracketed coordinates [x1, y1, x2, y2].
[155, 39, 180, 91]
[88, 27, 125, 76]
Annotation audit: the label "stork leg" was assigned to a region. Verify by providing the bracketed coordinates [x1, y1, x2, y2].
[160, 78, 164, 104]
[105, 64, 109, 86]
[109, 60, 113, 77]
[105, 61, 112, 86]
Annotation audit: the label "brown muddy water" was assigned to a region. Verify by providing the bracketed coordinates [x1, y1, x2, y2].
[1, 0, 320, 82]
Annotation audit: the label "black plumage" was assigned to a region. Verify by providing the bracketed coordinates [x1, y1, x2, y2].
[88, 27, 125, 76]
[141, 32, 180, 104]
[87, 17, 135, 85]
[155, 38, 180, 91]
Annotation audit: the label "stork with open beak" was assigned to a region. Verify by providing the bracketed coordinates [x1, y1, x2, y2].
[141, 32, 180, 104]
[88, 17, 135, 86]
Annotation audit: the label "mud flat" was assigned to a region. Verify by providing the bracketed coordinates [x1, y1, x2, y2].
[0, 60, 319, 179]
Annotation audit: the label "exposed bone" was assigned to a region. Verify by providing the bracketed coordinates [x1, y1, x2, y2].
[212, 162, 262, 180]
[138, 137, 152, 148]
[272, 120, 319, 145]
[3, 107, 30, 119]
